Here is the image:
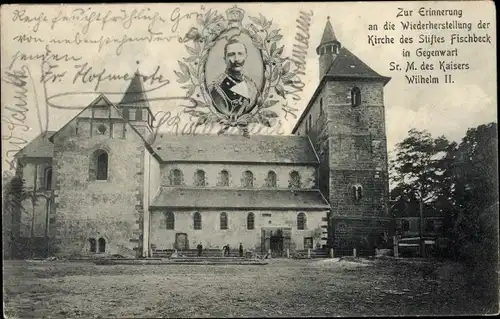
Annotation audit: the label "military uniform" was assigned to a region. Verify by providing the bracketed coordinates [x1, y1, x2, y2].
[208, 73, 259, 117]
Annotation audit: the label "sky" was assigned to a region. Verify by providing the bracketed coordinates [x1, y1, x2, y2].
[1, 2, 497, 172]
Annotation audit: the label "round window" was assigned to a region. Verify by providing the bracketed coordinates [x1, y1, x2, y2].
[97, 124, 107, 134]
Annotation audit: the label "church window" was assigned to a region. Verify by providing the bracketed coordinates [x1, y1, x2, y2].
[267, 171, 277, 187]
[44, 167, 52, 190]
[220, 212, 228, 230]
[247, 212, 255, 230]
[219, 170, 229, 186]
[98, 238, 106, 253]
[193, 212, 202, 230]
[320, 98, 324, 115]
[352, 185, 363, 201]
[289, 171, 301, 188]
[165, 212, 175, 230]
[401, 219, 410, 231]
[97, 124, 107, 134]
[297, 213, 307, 230]
[97, 152, 108, 180]
[195, 170, 206, 186]
[90, 149, 109, 181]
[129, 108, 136, 121]
[170, 169, 183, 186]
[308, 114, 313, 131]
[135, 108, 142, 121]
[243, 170, 254, 188]
[89, 238, 96, 253]
[351, 87, 361, 107]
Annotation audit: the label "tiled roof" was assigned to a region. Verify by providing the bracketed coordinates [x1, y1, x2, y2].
[16, 131, 56, 158]
[151, 134, 319, 164]
[119, 72, 150, 108]
[326, 47, 388, 80]
[151, 187, 330, 210]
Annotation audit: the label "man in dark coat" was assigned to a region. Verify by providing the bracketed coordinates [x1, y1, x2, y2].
[197, 243, 203, 257]
[239, 243, 244, 257]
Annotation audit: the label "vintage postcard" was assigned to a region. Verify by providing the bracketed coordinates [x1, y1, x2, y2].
[2, 1, 498, 317]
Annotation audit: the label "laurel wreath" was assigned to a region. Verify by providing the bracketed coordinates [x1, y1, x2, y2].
[174, 10, 297, 136]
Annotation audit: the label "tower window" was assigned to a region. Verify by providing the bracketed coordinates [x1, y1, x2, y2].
[320, 98, 324, 116]
[44, 167, 52, 190]
[352, 185, 363, 201]
[135, 108, 142, 121]
[308, 114, 312, 131]
[351, 87, 361, 107]
[90, 149, 109, 181]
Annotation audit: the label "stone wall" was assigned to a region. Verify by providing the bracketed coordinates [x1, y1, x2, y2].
[51, 114, 145, 257]
[159, 163, 317, 189]
[149, 209, 327, 252]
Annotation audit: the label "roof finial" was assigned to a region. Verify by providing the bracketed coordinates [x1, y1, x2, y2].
[135, 60, 141, 76]
[327, 16, 330, 20]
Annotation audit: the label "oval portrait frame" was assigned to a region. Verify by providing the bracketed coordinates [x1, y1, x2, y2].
[174, 7, 298, 136]
[200, 27, 266, 122]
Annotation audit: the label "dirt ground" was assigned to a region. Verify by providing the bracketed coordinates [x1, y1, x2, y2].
[3, 257, 498, 318]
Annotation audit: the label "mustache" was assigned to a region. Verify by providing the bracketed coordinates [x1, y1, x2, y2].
[230, 61, 244, 67]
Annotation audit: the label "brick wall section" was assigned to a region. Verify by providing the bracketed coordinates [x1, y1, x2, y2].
[51, 116, 145, 257]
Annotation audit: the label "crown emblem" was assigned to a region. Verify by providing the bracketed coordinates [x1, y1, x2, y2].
[226, 5, 245, 23]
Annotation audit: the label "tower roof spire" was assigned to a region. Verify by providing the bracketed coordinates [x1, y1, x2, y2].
[320, 16, 337, 45]
[119, 62, 150, 108]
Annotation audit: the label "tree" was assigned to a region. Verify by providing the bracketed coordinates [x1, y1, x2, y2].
[2, 172, 27, 259]
[450, 122, 499, 301]
[390, 129, 456, 218]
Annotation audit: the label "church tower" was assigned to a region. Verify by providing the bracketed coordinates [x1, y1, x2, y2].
[316, 17, 341, 80]
[118, 72, 155, 141]
[292, 17, 392, 255]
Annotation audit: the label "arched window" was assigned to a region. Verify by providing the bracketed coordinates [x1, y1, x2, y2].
[44, 167, 52, 190]
[352, 185, 363, 201]
[320, 98, 324, 115]
[351, 87, 361, 107]
[195, 170, 206, 186]
[297, 213, 307, 230]
[89, 238, 96, 253]
[289, 171, 301, 188]
[219, 170, 229, 186]
[220, 212, 228, 230]
[243, 170, 254, 188]
[90, 149, 109, 181]
[267, 171, 277, 187]
[247, 212, 255, 230]
[170, 169, 183, 186]
[308, 114, 312, 131]
[193, 212, 202, 230]
[165, 212, 175, 230]
[98, 238, 106, 253]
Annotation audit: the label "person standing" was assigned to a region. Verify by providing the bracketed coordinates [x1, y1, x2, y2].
[197, 243, 203, 257]
[239, 243, 243, 257]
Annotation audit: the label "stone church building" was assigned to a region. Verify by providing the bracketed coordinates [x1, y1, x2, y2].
[13, 18, 391, 258]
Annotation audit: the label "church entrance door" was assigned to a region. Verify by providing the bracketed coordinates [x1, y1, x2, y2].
[270, 229, 284, 257]
[175, 233, 189, 251]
